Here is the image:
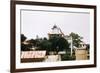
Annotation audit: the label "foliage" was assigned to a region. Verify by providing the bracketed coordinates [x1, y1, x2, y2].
[49, 36, 69, 53]
[37, 38, 52, 51]
[21, 43, 33, 51]
[61, 52, 75, 61]
[21, 34, 32, 51]
[26, 39, 38, 47]
[21, 32, 83, 52]
[21, 34, 27, 42]
[69, 32, 83, 47]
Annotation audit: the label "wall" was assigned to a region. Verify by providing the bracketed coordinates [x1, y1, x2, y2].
[0, 0, 100, 73]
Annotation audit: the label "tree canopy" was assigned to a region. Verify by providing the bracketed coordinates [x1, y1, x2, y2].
[69, 32, 83, 47]
[49, 36, 69, 52]
[21, 32, 83, 52]
[21, 34, 33, 51]
[21, 34, 27, 42]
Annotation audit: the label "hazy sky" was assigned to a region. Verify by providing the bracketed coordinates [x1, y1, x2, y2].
[21, 9, 90, 44]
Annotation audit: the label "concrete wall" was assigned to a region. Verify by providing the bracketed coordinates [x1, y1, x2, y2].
[45, 55, 61, 62]
[75, 48, 88, 60]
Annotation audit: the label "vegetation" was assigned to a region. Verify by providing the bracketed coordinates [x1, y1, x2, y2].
[21, 32, 83, 51]
[21, 34, 33, 51]
[61, 53, 75, 61]
[21, 32, 84, 60]
[21, 34, 27, 42]
[21, 34, 69, 53]
[49, 36, 69, 53]
[69, 32, 83, 47]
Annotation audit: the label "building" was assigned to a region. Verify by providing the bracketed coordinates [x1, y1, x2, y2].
[48, 25, 64, 39]
[75, 42, 89, 60]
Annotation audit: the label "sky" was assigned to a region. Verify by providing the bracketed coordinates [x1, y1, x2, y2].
[21, 9, 90, 44]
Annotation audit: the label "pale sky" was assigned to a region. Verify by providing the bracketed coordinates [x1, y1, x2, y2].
[21, 9, 90, 44]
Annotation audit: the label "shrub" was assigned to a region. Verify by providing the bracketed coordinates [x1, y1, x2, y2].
[61, 53, 75, 61]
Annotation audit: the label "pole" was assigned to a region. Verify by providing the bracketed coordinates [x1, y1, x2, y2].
[71, 36, 73, 56]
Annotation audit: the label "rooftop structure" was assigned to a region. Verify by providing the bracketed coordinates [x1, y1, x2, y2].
[48, 25, 64, 39]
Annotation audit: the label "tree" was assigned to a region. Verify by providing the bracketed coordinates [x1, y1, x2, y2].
[21, 34, 27, 42]
[37, 38, 51, 51]
[21, 34, 32, 51]
[26, 39, 37, 47]
[21, 43, 33, 51]
[57, 37, 69, 51]
[69, 32, 83, 47]
[49, 36, 69, 53]
[49, 36, 58, 51]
